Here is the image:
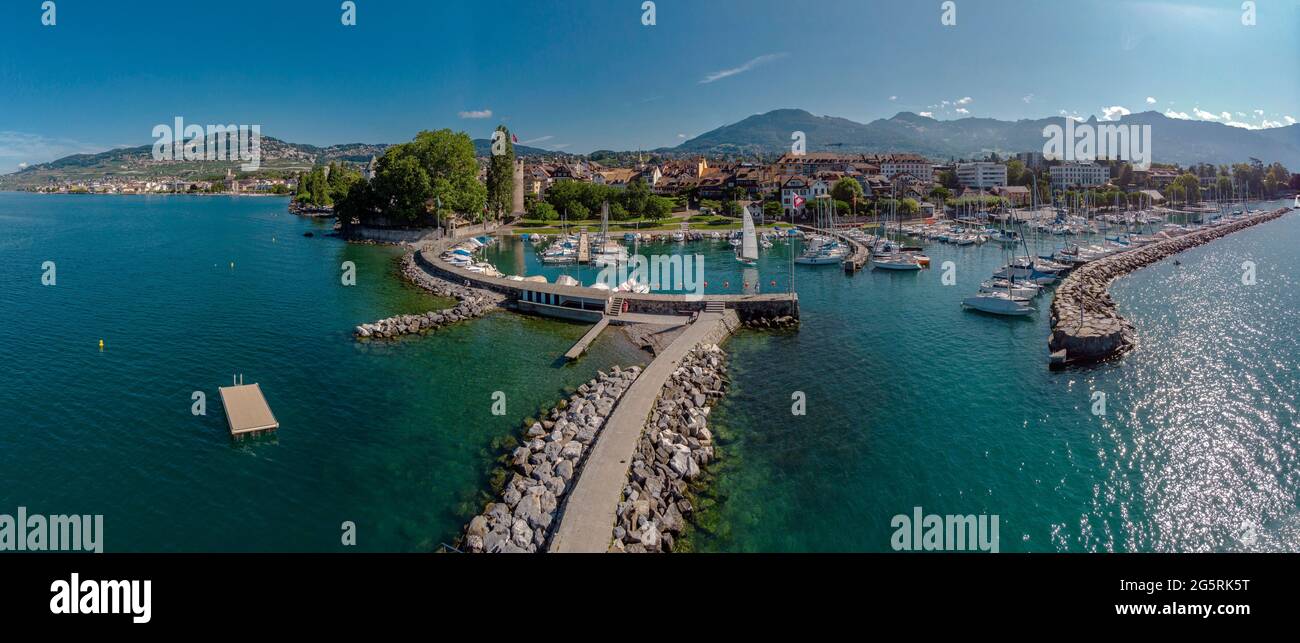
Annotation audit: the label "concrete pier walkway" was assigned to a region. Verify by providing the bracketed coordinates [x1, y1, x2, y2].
[564, 318, 610, 361]
[548, 310, 739, 552]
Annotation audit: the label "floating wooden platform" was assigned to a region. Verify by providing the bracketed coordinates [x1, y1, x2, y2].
[218, 383, 279, 437]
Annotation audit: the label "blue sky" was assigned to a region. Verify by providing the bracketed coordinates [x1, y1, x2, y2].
[0, 0, 1296, 171]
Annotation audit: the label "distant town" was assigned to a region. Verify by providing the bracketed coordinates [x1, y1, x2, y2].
[12, 142, 1298, 226]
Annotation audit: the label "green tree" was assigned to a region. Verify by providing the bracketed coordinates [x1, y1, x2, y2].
[831, 177, 864, 208]
[644, 196, 672, 223]
[527, 200, 558, 221]
[622, 179, 652, 217]
[485, 125, 516, 221]
[899, 198, 919, 218]
[374, 155, 434, 222]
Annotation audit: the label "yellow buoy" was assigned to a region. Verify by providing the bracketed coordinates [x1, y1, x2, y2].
[98, 339, 104, 351]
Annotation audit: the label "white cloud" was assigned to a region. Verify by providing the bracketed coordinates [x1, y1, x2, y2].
[1220, 111, 1232, 121]
[919, 111, 933, 118]
[1286, 116, 1297, 125]
[1145, 96, 1157, 104]
[551, 143, 570, 150]
[956, 96, 973, 105]
[1192, 107, 1219, 120]
[677, 133, 686, 139]
[458, 109, 493, 119]
[1254, 109, 1265, 116]
[889, 95, 897, 101]
[955, 107, 970, 115]
[1101, 105, 1131, 121]
[1164, 109, 1191, 120]
[1235, 112, 1246, 117]
[1022, 94, 1034, 104]
[699, 52, 787, 84]
[521, 135, 553, 145]
[0, 131, 109, 172]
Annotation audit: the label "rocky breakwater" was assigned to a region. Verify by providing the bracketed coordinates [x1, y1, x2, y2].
[1049, 206, 1291, 364]
[610, 344, 727, 553]
[354, 254, 505, 339]
[461, 366, 642, 553]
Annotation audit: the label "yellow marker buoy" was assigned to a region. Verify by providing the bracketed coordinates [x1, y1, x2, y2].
[98, 339, 104, 351]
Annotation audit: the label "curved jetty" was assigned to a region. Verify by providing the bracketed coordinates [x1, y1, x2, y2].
[1049, 207, 1291, 365]
[354, 254, 503, 339]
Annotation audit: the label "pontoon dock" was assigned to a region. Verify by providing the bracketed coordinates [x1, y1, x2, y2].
[218, 383, 279, 437]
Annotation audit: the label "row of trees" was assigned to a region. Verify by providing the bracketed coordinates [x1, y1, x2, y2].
[528, 177, 675, 223]
[295, 162, 361, 207]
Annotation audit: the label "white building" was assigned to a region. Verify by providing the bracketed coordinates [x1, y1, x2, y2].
[1050, 162, 1110, 189]
[956, 162, 1008, 189]
[881, 154, 933, 185]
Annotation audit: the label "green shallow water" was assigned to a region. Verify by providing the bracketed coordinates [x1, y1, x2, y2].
[3, 193, 1297, 552]
[0, 194, 646, 551]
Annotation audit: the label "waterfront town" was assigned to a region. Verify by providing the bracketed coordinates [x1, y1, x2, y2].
[24, 148, 1296, 224]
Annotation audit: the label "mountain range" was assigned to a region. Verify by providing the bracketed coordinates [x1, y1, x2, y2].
[669, 109, 1300, 168]
[0, 137, 554, 187]
[4, 109, 1297, 188]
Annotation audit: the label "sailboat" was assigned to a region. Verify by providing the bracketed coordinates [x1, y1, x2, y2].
[592, 201, 628, 267]
[736, 207, 759, 265]
[870, 184, 922, 270]
[794, 196, 848, 265]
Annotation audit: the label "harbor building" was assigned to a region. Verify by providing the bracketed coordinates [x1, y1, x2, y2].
[956, 162, 1008, 189]
[1050, 162, 1110, 189]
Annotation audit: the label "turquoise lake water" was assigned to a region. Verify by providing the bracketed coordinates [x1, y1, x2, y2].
[2, 193, 1296, 552]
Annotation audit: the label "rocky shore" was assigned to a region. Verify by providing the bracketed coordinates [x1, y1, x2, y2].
[610, 344, 728, 553]
[743, 314, 799, 330]
[1049, 206, 1291, 364]
[461, 366, 642, 553]
[354, 254, 505, 339]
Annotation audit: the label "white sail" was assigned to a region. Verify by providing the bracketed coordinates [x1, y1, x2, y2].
[741, 209, 759, 261]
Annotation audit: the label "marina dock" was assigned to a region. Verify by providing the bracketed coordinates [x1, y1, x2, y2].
[577, 228, 591, 264]
[218, 383, 279, 437]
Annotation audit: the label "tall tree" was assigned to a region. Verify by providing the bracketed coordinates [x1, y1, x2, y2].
[485, 125, 516, 222]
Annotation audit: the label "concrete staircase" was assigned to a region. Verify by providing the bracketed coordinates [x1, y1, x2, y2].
[607, 296, 625, 317]
[704, 301, 726, 314]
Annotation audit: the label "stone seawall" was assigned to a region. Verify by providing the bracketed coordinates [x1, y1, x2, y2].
[354, 254, 504, 339]
[1048, 207, 1291, 364]
[610, 344, 727, 552]
[460, 366, 642, 553]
